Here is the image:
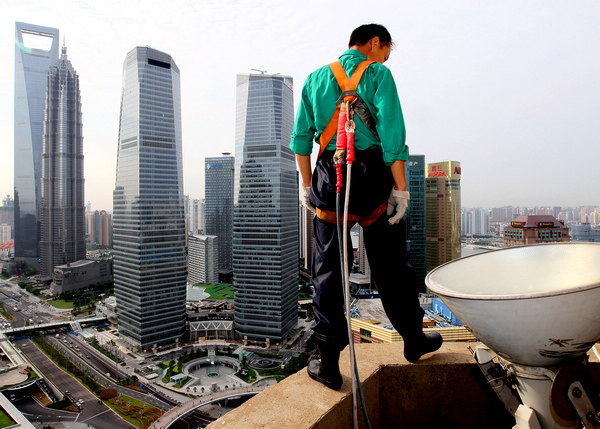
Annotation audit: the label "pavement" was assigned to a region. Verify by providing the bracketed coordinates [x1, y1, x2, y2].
[0, 363, 29, 385]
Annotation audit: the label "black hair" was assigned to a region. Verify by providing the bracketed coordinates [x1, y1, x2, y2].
[348, 24, 393, 48]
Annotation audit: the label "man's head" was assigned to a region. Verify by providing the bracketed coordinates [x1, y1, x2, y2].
[348, 24, 393, 64]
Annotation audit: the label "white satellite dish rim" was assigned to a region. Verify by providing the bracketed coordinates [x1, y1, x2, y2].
[426, 242, 600, 301]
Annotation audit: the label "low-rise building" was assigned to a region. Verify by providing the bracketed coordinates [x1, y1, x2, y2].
[503, 215, 570, 247]
[187, 310, 234, 342]
[51, 258, 113, 294]
[95, 295, 117, 325]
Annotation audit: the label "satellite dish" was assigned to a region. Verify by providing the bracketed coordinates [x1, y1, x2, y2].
[427, 243, 600, 366]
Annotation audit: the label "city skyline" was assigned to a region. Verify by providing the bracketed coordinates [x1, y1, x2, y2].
[2, 2, 600, 210]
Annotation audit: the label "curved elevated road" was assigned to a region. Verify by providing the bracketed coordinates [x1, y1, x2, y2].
[150, 386, 266, 429]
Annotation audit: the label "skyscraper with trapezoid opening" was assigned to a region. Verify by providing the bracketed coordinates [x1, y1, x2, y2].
[14, 22, 59, 266]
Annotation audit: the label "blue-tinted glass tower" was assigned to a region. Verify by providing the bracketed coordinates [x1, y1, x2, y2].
[233, 73, 299, 343]
[205, 155, 234, 272]
[406, 155, 426, 292]
[14, 22, 59, 264]
[113, 47, 186, 351]
[40, 46, 85, 276]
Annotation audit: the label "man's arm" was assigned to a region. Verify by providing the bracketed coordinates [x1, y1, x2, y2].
[390, 160, 406, 191]
[296, 154, 312, 187]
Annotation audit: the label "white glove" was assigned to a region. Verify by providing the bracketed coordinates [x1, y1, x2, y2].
[387, 188, 410, 225]
[303, 186, 315, 212]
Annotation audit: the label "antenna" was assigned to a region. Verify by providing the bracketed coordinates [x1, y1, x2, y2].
[61, 36, 67, 58]
[250, 68, 267, 74]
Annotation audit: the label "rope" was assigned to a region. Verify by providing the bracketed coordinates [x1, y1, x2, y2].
[335, 101, 372, 429]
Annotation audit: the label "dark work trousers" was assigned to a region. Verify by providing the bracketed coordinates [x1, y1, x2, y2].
[311, 215, 425, 344]
[310, 148, 425, 344]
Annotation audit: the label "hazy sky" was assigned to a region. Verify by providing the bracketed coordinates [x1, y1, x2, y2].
[1, 0, 599, 210]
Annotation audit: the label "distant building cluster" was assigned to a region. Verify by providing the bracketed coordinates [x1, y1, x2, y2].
[85, 210, 112, 248]
[463, 205, 600, 244]
[0, 195, 14, 246]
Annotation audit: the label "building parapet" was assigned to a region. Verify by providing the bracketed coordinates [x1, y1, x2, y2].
[206, 342, 517, 429]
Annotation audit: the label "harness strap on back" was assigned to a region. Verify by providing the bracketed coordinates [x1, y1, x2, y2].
[318, 60, 375, 158]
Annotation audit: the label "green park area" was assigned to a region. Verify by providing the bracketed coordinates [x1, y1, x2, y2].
[100, 389, 162, 429]
[0, 303, 15, 322]
[47, 299, 74, 309]
[199, 284, 234, 300]
[0, 408, 15, 428]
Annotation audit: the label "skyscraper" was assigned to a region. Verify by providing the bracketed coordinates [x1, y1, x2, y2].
[205, 155, 234, 272]
[190, 199, 200, 234]
[14, 22, 59, 264]
[233, 73, 299, 344]
[406, 155, 426, 291]
[113, 47, 186, 352]
[358, 226, 370, 276]
[301, 205, 314, 271]
[39, 46, 85, 276]
[462, 208, 489, 236]
[425, 161, 461, 271]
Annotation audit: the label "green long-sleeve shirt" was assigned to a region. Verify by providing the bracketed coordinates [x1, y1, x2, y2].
[290, 49, 408, 166]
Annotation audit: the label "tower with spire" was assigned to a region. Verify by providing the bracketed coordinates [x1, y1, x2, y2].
[39, 43, 85, 276]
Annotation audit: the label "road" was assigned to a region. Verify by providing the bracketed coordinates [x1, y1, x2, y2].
[17, 338, 134, 429]
[50, 334, 172, 410]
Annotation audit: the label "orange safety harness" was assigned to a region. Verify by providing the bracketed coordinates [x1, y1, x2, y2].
[315, 60, 386, 227]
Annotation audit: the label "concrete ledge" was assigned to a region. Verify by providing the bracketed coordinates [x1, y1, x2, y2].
[207, 341, 516, 428]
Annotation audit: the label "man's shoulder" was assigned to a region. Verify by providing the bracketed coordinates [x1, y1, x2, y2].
[303, 63, 335, 92]
[308, 63, 335, 79]
[364, 61, 392, 78]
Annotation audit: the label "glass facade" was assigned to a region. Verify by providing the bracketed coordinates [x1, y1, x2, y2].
[14, 22, 59, 261]
[113, 47, 186, 351]
[233, 74, 299, 342]
[425, 161, 461, 271]
[406, 155, 426, 292]
[205, 156, 234, 271]
[40, 46, 85, 276]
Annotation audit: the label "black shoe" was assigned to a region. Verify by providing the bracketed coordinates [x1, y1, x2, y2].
[307, 333, 343, 390]
[403, 332, 443, 363]
[307, 352, 343, 390]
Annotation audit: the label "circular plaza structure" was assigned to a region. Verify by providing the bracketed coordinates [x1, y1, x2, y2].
[182, 356, 242, 393]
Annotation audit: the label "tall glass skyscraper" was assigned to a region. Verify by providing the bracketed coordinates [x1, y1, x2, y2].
[40, 46, 85, 276]
[205, 155, 234, 272]
[113, 47, 186, 351]
[14, 22, 59, 263]
[406, 155, 426, 292]
[233, 73, 299, 343]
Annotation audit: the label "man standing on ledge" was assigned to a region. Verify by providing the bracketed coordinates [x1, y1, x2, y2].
[290, 24, 443, 390]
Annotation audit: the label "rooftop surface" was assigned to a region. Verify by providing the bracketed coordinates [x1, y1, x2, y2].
[205, 341, 520, 429]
